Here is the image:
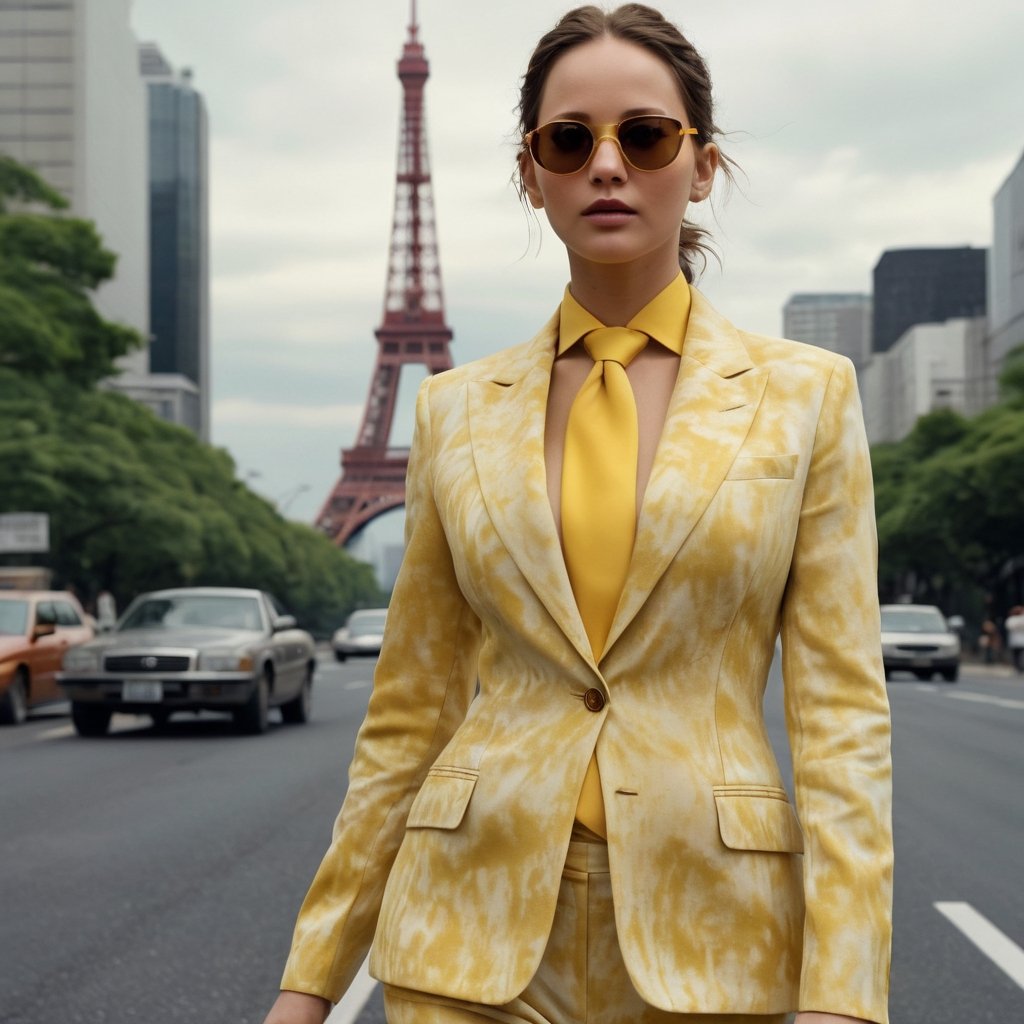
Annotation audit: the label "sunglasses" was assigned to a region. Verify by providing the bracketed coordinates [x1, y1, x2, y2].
[524, 115, 698, 174]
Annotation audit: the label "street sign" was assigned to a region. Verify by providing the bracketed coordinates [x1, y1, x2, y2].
[0, 512, 50, 553]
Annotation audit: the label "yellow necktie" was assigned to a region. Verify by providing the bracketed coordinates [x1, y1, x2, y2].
[562, 326, 648, 838]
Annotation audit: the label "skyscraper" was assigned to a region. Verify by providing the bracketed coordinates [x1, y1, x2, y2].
[989, 148, 1024, 384]
[872, 247, 987, 353]
[782, 293, 872, 370]
[140, 42, 210, 440]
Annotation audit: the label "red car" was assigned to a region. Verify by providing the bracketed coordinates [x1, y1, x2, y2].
[0, 590, 94, 724]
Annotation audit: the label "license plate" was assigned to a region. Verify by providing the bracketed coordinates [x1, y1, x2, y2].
[123, 680, 163, 702]
[911, 657, 933, 668]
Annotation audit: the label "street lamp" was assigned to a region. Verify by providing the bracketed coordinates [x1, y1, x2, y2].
[277, 484, 311, 516]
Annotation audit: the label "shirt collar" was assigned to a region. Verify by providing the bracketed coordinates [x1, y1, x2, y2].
[557, 272, 691, 357]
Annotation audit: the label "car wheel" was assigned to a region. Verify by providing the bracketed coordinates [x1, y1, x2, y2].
[0, 668, 29, 726]
[281, 668, 313, 725]
[334, 650, 346, 662]
[71, 702, 112, 737]
[941, 666, 959, 683]
[235, 668, 270, 735]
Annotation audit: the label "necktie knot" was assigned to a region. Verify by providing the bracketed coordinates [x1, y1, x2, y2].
[583, 327, 648, 368]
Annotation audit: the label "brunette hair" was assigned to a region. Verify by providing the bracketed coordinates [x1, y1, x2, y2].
[515, 3, 736, 281]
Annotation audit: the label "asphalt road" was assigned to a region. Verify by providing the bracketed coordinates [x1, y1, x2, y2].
[1, 652, 1022, 1024]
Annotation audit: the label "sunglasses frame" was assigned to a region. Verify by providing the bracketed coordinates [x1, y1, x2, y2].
[524, 115, 699, 174]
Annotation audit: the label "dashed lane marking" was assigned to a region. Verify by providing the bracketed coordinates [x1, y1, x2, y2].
[37, 724, 74, 740]
[944, 691, 1024, 710]
[935, 902, 1024, 989]
[343, 680, 372, 690]
[325, 957, 376, 1024]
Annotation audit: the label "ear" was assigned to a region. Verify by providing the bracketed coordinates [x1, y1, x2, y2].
[519, 149, 545, 209]
[689, 141, 719, 203]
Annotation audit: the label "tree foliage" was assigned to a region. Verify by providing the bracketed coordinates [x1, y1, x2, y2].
[0, 155, 143, 385]
[0, 156, 381, 634]
[872, 350, 1024, 619]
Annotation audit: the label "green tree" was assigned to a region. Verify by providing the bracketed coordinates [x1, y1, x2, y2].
[0, 155, 142, 385]
[0, 156, 382, 631]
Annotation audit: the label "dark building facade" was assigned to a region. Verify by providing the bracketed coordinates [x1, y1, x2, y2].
[141, 44, 209, 439]
[872, 247, 987, 353]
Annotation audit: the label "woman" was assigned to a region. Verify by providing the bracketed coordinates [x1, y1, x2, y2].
[265, 6, 892, 1023]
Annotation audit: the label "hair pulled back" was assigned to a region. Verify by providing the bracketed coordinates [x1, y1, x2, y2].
[516, 3, 734, 281]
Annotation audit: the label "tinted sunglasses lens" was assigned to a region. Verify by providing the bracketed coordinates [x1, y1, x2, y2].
[619, 116, 681, 170]
[533, 121, 593, 173]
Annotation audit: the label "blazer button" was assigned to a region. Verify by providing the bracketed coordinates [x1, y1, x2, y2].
[583, 688, 605, 712]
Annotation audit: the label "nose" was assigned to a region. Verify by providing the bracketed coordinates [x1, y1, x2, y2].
[588, 136, 628, 182]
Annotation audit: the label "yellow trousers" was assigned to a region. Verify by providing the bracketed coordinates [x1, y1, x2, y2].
[383, 839, 787, 1024]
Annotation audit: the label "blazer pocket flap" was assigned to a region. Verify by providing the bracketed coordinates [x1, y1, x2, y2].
[406, 768, 479, 830]
[714, 786, 804, 853]
[726, 454, 798, 480]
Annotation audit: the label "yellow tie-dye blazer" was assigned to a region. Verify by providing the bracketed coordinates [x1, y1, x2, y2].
[282, 287, 893, 1023]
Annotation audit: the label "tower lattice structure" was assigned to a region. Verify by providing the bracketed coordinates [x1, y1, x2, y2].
[316, 1, 453, 545]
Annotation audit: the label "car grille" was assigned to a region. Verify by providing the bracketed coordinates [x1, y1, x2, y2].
[104, 655, 191, 672]
[895, 644, 939, 653]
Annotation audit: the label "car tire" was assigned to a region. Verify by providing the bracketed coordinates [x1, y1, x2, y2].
[883, 666, 891, 681]
[71, 702, 112, 737]
[235, 669, 270, 735]
[941, 666, 959, 683]
[334, 650, 346, 662]
[281, 668, 313, 725]
[0, 668, 29, 726]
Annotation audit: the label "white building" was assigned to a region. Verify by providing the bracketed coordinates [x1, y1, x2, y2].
[860, 318, 988, 444]
[782, 293, 872, 371]
[988, 147, 1024, 388]
[0, 0, 149, 372]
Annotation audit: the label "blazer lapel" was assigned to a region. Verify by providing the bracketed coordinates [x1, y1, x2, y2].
[467, 315, 597, 670]
[604, 289, 768, 655]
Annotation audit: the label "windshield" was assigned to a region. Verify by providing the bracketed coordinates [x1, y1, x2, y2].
[119, 595, 263, 632]
[348, 610, 388, 631]
[0, 600, 29, 636]
[880, 608, 947, 633]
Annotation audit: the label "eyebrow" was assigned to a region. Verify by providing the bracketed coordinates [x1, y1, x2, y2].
[547, 107, 670, 121]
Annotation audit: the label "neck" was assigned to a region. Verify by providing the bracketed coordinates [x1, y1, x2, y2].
[566, 250, 681, 326]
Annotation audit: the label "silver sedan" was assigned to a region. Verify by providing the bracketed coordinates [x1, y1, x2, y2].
[59, 587, 316, 736]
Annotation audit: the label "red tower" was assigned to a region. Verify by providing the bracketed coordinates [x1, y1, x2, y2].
[316, 0, 453, 545]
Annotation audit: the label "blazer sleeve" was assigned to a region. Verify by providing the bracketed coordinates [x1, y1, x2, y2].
[779, 357, 894, 1023]
[280, 375, 483, 1002]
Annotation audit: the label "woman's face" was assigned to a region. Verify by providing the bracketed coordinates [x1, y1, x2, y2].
[521, 34, 718, 276]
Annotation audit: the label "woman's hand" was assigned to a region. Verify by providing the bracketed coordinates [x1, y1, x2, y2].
[794, 1014, 874, 1024]
[262, 990, 331, 1024]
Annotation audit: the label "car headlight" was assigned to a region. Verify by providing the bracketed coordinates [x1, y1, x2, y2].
[63, 648, 101, 672]
[198, 651, 253, 672]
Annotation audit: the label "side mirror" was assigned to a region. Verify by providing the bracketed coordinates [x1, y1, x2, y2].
[32, 622, 57, 640]
[272, 614, 297, 632]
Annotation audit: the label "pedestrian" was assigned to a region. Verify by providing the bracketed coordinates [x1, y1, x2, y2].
[96, 589, 117, 632]
[1005, 605, 1024, 673]
[264, 6, 892, 1024]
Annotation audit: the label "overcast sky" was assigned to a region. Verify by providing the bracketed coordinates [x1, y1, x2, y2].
[130, 0, 1023, 525]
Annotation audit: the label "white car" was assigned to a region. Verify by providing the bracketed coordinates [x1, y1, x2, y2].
[880, 604, 960, 682]
[332, 608, 388, 662]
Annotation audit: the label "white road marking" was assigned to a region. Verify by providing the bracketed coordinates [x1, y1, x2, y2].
[944, 691, 1024, 711]
[37, 724, 74, 740]
[935, 902, 1024, 989]
[914, 683, 940, 693]
[343, 680, 371, 690]
[325, 958, 377, 1024]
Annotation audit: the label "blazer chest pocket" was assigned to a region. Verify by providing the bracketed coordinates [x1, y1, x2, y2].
[713, 785, 804, 853]
[406, 767, 479, 830]
[725, 454, 798, 481]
